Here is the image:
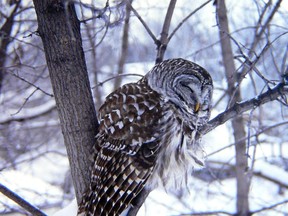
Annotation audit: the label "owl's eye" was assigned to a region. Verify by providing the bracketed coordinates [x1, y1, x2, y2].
[179, 80, 198, 95]
[182, 84, 194, 94]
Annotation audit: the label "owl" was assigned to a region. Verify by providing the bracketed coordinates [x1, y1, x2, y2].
[78, 58, 213, 216]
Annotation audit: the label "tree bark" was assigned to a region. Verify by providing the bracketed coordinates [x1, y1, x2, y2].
[32, 0, 98, 203]
[216, 0, 250, 215]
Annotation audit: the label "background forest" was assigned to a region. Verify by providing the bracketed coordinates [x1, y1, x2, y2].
[0, 0, 288, 215]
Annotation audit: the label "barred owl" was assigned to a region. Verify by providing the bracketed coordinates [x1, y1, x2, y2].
[78, 58, 213, 216]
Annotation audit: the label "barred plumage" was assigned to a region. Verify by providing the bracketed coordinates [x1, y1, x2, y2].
[78, 58, 213, 216]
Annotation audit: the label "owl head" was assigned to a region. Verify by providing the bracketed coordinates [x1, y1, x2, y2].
[146, 58, 213, 127]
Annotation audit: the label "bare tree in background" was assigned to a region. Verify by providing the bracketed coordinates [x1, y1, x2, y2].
[0, 0, 287, 215]
[216, 0, 249, 214]
[0, 0, 21, 93]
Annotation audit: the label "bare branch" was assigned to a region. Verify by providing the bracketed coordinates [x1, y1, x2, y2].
[251, 0, 283, 53]
[127, 188, 151, 216]
[78, 1, 110, 23]
[0, 0, 21, 93]
[251, 199, 288, 214]
[93, 73, 144, 88]
[9, 71, 54, 97]
[207, 120, 288, 157]
[216, 0, 249, 213]
[232, 31, 288, 87]
[199, 81, 288, 136]
[254, 0, 272, 33]
[254, 171, 288, 189]
[126, 1, 158, 45]
[0, 183, 47, 216]
[1, 150, 66, 171]
[0, 101, 56, 125]
[156, 0, 177, 63]
[168, 0, 212, 42]
[183, 210, 233, 215]
[115, 0, 133, 89]
[11, 88, 38, 115]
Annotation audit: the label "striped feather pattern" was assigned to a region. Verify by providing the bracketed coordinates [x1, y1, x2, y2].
[78, 58, 213, 216]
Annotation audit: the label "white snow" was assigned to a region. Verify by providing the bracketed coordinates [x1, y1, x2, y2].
[0, 170, 63, 212]
[52, 199, 78, 216]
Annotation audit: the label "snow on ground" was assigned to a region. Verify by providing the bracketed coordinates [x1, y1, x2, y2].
[52, 199, 78, 216]
[0, 170, 63, 214]
[51, 175, 288, 216]
[0, 151, 70, 215]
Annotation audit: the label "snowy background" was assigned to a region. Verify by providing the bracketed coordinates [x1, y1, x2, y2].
[1, 0, 288, 215]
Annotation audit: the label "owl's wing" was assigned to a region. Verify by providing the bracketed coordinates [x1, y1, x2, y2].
[79, 81, 164, 215]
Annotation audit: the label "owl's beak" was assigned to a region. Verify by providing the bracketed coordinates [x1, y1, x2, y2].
[194, 102, 201, 113]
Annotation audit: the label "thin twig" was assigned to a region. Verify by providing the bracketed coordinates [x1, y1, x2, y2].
[10, 72, 54, 97]
[156, 0, 177, 63]
[180, 210, 233, 216]
[0, 102, 56, 124]
[246, 108, 257, 191]
[11, 88, 38, 115]
[251, 199, 288, 214]
[168, 0, 212, 41]
[126, 1, 158, 44]
[197, 160, 288, 189]
[234, 32, 288, 87]
[78, 0, 110, 23]
[207, 120, 288, 157]
[0, 183, 47, 216]
[115, 0, 133, 89]
[92, 73, 143, 88]
[252, 0, 283, 52]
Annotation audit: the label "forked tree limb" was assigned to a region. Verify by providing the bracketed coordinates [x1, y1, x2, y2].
[155, 0, 177, 63]
[168, 0, 212, 42]
[126, 1, 158, 44]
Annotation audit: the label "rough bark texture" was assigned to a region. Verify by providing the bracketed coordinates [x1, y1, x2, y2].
[32, 0, 98, 203]
[216, 0, 250, 215]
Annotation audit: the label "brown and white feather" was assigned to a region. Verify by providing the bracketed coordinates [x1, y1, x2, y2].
[78, 58, 213, 216]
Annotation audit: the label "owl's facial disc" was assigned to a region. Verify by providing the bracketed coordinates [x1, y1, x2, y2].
[172, 76, 212, 121]
[174, 78, 201, 111]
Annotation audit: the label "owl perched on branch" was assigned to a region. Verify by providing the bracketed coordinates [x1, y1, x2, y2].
[78, 58, 213, 216]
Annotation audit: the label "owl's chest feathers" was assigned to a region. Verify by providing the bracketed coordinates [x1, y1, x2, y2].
[148, 108, 205, 190]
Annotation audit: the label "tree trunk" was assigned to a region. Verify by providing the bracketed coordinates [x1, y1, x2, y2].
[216, 0, 250, 215]
[32, 0, 98, 203]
